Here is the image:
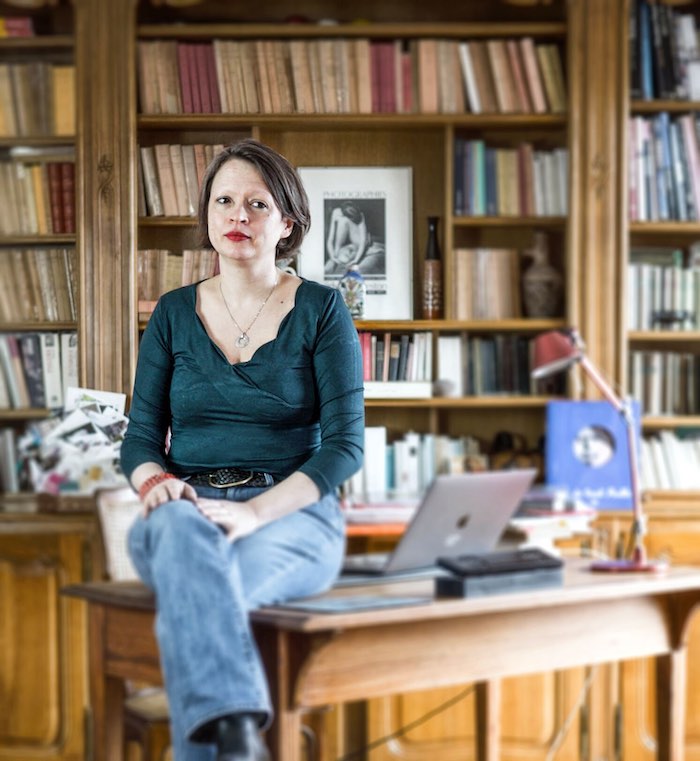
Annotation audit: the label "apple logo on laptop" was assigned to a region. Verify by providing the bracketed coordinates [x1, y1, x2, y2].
[444, 514, 470, 547]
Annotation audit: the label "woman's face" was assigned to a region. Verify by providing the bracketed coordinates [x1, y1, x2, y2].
[207, 158, 292, 264]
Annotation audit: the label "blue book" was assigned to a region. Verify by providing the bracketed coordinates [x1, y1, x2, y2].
[545, 400, 641, 510]
[470, 139, 486, 216]
[484, 147, 498, 216]
[638, 0, 654, 100]
[668, 118, 688, 221]
[652, 113, 670, 221]
[463, 140, 473, 216]
[453, 138, 465, 215]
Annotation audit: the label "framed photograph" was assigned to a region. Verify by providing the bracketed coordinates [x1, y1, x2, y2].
[297, 166, 413, 319]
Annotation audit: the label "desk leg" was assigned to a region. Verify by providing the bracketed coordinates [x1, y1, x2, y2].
[258, 628, 302, 761]
[476, 679, 501, 761]
[656, 649, 687, 761]
[267, 711, 303, 761]
[88, 605, 126, 761]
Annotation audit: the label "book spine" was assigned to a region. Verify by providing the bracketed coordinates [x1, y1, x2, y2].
[17, 332, 45, 407]
[60, 161, 75, 234]
[47, 161, 65, 233]
[39, 331, 63, 409]
[60, 331, 79, 396]
[177, 42, 194, 114]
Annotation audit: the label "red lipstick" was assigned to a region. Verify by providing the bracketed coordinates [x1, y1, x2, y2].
[225, 231, 249, 242]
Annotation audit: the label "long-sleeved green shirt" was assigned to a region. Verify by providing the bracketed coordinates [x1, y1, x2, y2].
[120, 278, 364, 496]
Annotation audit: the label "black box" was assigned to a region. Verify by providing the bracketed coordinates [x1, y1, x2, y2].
[435, 548, 564, 598]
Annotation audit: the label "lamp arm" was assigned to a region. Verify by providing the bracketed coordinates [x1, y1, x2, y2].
[578, 355, 625, 414]
[578, 356, 646, 563]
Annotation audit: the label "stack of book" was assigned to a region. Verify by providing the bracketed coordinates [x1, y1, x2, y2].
[626, 247, 698, 330]
[359, 331, 432, 399]
[0, 331, 77, 410]
[0, 152, 76, 234]
[628, 349, 700, 416]
[453, 139, 568, 218]
[436, 333, 549, 397]
[630, 0, 700, 101]
[139, 143, 225, 217]
[640, 430, 700, 490]
[628, 112, 700, 222]
[344, 427, 487, 507]
[137, 248, 218, 310]
[452, 248, 522, 320]
[0, 62, 75, 137]
[136, 35, 567, 116]
[0, 248, 77, 322]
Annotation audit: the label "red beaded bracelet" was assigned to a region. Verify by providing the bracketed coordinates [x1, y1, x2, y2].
[138, 472, 176, 501]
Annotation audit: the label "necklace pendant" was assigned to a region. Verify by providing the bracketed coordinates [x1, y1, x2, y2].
[235, 333, 250, 349]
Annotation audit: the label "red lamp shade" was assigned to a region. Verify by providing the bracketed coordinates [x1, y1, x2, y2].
[531, 330, 583, 379]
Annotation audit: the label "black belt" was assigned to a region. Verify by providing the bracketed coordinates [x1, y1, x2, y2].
[187, 467, 271, 488]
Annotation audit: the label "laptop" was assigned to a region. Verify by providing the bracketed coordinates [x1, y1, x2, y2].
[340, 468, 537, 581]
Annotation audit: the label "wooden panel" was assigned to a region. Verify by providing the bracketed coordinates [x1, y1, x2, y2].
[0, 553, 59, 744]
[0, 531, 93, 761]
[367, 672, 586, 761]
[75, 0, 138, 398]
[619, 513, 700, 761]
[567, 0, 626, 387]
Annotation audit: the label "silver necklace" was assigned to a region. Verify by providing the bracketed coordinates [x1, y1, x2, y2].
[219, 275, 278, 349]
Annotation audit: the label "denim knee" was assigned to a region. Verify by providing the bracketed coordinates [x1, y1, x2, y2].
[128, 498, 212, 585]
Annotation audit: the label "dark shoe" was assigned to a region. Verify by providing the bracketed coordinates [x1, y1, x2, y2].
[215, 713, 271, 761]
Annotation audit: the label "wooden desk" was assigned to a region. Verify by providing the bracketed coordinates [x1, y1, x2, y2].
[65, 559, 700, 761]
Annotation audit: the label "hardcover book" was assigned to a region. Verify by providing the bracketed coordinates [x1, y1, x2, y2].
[545, 400, 642, 510]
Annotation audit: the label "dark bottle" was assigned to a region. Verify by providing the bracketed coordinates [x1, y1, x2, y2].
[422, 216, 443, 319]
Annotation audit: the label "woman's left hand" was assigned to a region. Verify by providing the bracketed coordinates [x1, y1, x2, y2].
[197, 498, 261, 541]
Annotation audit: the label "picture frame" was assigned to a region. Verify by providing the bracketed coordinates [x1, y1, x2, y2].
[297, 166, 413, 319]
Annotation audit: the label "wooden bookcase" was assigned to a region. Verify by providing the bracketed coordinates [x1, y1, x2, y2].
[615, 2, 700, 760]
[622, 0, 700, 490]
[0, 0, 78, 509]
[3, 1, 700, 760]
[0, 7, 90, 757]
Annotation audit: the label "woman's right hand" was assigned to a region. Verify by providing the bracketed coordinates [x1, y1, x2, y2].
[141, 477, 198, 516]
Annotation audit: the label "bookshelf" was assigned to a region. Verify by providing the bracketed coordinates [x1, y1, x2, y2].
[0, 0, 78, 492]
[623, 0, 700, 493]
[0, 7, 99, 761]
[621, 7, 700, 758]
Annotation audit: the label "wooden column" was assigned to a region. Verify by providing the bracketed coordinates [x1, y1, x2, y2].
[567, 0, 627, 390]
[74, 0, 138, 397]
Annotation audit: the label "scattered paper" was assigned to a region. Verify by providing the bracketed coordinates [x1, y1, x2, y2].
[19, 387, 129, 495]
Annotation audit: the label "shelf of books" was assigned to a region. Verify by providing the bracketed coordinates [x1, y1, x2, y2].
[625, 0, 700, 495]
[0, 4, 77, 500]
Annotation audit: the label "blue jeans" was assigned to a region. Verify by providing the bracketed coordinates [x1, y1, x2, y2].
[127, 484, 346, 761]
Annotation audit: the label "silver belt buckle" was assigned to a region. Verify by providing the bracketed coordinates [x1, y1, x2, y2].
[208, 468, 254, 488]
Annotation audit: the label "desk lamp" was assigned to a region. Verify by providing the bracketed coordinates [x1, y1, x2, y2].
[531, 328, 667, 573]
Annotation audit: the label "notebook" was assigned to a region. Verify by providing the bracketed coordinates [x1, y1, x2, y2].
[340, 468, 537, 580]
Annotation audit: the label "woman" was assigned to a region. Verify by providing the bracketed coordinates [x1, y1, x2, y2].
[120, 138, 364, 761]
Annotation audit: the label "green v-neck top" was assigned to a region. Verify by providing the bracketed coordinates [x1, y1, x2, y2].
[120, 278, 365, 496]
